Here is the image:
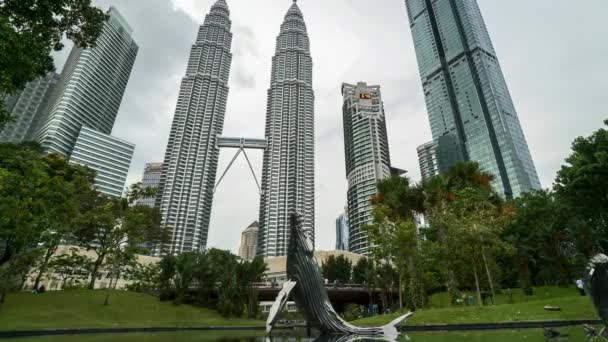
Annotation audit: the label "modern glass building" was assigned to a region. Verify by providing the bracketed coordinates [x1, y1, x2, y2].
[155, 0, 233, 256]
[257, 1, 315, 257]
[341, 82, 392, 255]
[404, 0, 541, 197]
[0, 73, 60, 143]
[136, 163, 163, 208]
[70, 126, 135, 198]
[335, 211, 349, 251]
[417, 141, 439, 181]
[30, 7, 138, 157]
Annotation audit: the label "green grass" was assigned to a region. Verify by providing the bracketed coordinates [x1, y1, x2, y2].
[0, 290, 263, 331]
[15, 331, 268, 342]
[353, 288, 597, 326]
[405, 327, 590, 342]
[428, 286, 581, 308]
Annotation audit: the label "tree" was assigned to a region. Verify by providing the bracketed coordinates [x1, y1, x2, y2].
[48, 250, 92, 289]
[102, 247, 137, 306]
[0, 143, 96, 270]
[352, 258, 376, 308]
[74, 183, 162, 289]
[321, 255, 352, 284]
[0, 248, 42, 308]
[555, 119, 608, 257]
[0, 0, 107, 96]
[129, 262, 161, 293]
[237, 257, 267, 318]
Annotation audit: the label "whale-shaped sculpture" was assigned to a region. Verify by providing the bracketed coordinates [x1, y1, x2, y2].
[266, 213, 412, 337]
[584, 254, 608, 336]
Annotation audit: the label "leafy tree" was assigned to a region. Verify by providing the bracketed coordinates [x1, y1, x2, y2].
[555, 119, 608, 257]
[0, 0, 107, 95]
[48, 250, 92, 289]
[129, 262, 161, 293]
[321, 255, 352, 284]
[504, 190, 576, 291]
[74, 183, 162, 289]
[102, 247, 137, 306]
[0, 143, 96, 271]
[352, 258, 376, 307]
[237, 256, 267, 318]
[0, 248, 43, 307]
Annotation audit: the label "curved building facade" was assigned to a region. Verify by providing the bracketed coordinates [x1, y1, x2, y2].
[156, 0, 233, 255]
[341, 82, 392, 255]
[258, 1, 315, 257]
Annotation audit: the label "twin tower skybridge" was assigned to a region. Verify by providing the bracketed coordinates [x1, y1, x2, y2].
[214, 136, 267, 195]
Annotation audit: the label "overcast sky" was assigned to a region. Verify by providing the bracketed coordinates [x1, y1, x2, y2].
[53, 0, 608, 253]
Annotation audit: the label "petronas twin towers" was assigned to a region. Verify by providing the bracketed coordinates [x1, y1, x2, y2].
[156, 0, 314, 256]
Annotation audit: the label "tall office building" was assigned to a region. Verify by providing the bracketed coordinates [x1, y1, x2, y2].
[238, 221, 259, 261]
[258, 1, 315, 257]
[417, 141, 439, 181]
[404, 0, 541, 197]
[156, 0, 233, 255]
[335, 211, 349, 251]
[0, 73, 60, 143]
[30, 7, 138, 157]
[341, 82, 392, 255]
[136, 163, 163, 208]
[70, 127, 135, 198]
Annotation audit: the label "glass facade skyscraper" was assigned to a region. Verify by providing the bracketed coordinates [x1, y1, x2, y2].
[30, 7, 138, 158]
[335, 211, 349, 252]
[417, 140, 439, 182]
[257, 1, 315, 257]
[342, 82, 392, 255]
[156, 0, 233, 256]
[70, 126, 135, 198]
[0, 73, 60, 143]
[405, 0, 541, 197]
[137, 163, 163, 208]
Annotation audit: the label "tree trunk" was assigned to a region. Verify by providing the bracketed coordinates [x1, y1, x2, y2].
[34, 246, 57, 290]
[104, 270, 113, 306]
[481, 247, 496, 305]
[89, 255, 105, 290]
[473, 265, 482, 307]
[398, 274, 403, 310]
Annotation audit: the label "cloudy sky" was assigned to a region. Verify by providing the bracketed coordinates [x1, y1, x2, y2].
[54, 0, 608, 253]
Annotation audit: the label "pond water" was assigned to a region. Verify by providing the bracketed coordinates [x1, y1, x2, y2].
[14, 327, 592, 342]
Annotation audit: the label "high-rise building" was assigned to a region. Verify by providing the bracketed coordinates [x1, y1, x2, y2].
[341, 82, 392, 255]
[404, 0, 541, 198]
[417, 141, 439, 181]
[70, 126, 135, 198]
[137, 163, 163, 208]
[0, 73, 60, 143]
[156, 0, 233, 256]
[335, 211, 349, 251]
[257, 1, 315, 257]
[238, 221, 259, 261]
[30, 7, 138, 157]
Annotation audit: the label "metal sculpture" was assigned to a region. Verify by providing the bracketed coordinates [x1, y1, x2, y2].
[584, 254, 608, 337]
[266, 213, 412, 337]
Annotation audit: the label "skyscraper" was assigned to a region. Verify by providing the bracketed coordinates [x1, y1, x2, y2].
[341, 82, 392, 255]
[417, 141, 439, 182]
[0, 73, 60, 143]
[238, 221, 259, 261]
[30, 7, 138, 157]
[257, 1, 315, 257]
[70, 127, 135, 198]
[335, 211, 349, 251]
[156, 0, 233, 255]
[137, 163, 163, 208]
[404, 0, 541, 198]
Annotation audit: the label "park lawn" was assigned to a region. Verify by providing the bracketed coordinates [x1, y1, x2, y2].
[353, 294, 596, 326]
[405, 327, 589, 342]
[15, 331, 268, 342]
[0, 290, 263, 331]
[428, 286, 581, 308]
